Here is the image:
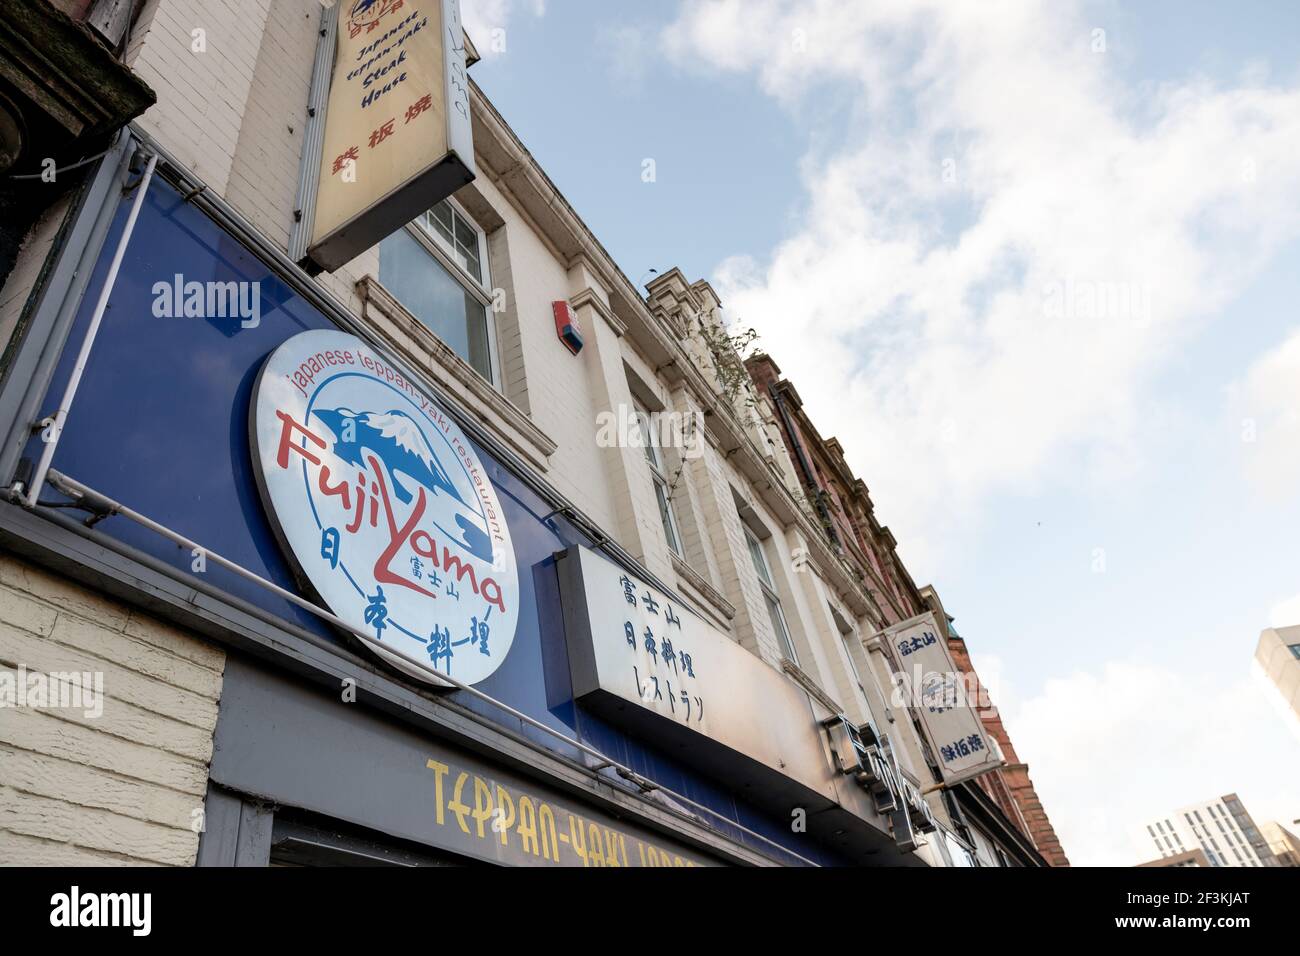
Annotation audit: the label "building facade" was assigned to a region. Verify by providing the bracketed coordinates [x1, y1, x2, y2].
[0, 0, 1043, 867]
[1136, 849, 1211, 868]
[1259, 821, 1300, 867]
[1254, 625, 1300, 727]
[1135, 794, 1279, 868]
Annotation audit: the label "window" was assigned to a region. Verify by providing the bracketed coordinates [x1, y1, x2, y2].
[834, 608, 872, 712]
[636, 403, 682, 556]
[942, 830, 976, 868]
[1290, 643, 1300, 660]
[744, 525, 797, 663]
[379, 199, 496, 383]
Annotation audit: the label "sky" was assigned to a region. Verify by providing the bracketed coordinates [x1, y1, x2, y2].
[461, 0, 1300, 865]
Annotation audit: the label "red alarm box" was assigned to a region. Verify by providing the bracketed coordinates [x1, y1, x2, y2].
[552, 300, 584, 355]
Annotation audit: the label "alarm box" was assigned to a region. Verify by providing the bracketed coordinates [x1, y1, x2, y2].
[552, 300, 584, 355]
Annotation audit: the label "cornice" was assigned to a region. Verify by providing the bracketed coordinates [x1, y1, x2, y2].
[569, 286, 626, 337]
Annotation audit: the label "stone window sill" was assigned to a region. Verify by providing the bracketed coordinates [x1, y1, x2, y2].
[356, 275, 557, 472]
[671, 551, 736, 629]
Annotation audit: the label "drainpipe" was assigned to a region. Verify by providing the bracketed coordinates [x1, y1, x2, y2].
[769, 383, 840, 547]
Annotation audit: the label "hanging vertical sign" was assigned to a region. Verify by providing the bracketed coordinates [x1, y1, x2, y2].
[875, 612, 1003, 786]
[307, 0, 476, 272]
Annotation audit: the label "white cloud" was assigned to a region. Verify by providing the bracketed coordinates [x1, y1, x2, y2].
[1269, 592, 1300, 628]
[663, 0, 1300, 572]
[1235, 328, 1300, 500]
[660, 2, 1300, 864]
[461, 0, 545, 57]
[994, 658, 1300, 866]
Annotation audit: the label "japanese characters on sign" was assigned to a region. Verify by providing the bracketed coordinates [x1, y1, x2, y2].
[558, 549, 713, 734]
[250, 329, 519, 687]
[308, 0, 476, 271]
[876, 613, 1003, 786]
[559, 546, 857, 802]
[616, 571, 705, 728]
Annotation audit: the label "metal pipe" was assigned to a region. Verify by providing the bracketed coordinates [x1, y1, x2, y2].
[40, 467, 818, 867]
[0, 133, 134, 496]
[24, 152, 158, 507]
[769, 382, 840, 547]
[287, 1, 337, 264]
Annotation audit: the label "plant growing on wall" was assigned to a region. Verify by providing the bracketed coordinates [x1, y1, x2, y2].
[689, 313, 762, 416]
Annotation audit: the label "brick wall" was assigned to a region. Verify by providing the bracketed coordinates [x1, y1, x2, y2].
[946, 635, 1070, 866]
[0, 554, 224, 865]
[128, 0, 274, 194]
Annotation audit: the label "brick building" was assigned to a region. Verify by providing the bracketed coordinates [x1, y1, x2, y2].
[747, 352, 1069, 865]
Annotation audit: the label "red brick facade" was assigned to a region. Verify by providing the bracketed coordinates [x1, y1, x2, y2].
[746, 353, 1069, 866]
[945, 630, 1070, 866]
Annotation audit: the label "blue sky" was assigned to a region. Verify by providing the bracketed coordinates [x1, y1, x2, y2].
[463, 0, 1300, 864]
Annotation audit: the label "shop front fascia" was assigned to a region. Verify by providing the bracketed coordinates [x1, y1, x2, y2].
[0, 131, 918, 867]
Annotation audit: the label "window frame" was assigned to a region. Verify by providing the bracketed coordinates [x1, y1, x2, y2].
[832, 606, 874, 716]
[635, 401, 683, 557]
[743, 524, 797, 664]
[392, 196, 501, 388]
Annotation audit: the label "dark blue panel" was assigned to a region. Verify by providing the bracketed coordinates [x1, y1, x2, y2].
[27, 177, 848, 866]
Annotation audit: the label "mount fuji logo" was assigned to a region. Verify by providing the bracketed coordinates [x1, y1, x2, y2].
[250, 330, 518, 686]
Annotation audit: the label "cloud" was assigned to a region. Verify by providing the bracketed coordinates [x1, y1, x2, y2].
[986, 656, 1300, 866]
[661, 0, 1300, 866]
[1235, 328, 1300, 500]
[1269, 593, 1300, 628]
[461, 0, 545, 57]
[663, 0, 1300, 572]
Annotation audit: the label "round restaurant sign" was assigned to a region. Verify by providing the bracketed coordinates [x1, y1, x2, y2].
[250, 330, 518, 686]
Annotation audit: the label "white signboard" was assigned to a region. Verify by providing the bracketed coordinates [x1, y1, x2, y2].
[877, 613, 1002, 786]
[308, 0, 476, 271]
[558, 546, 945, 853]
[250, 330, 517, 686]
[559, 546, 856, 804]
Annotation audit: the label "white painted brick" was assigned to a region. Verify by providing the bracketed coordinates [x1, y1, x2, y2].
[0, 553, 222, 866]
[0, 830, 152, 866]
[0, 786, 197, 867]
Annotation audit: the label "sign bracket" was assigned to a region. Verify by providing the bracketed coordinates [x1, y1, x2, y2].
[287, 0, 338, 270]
